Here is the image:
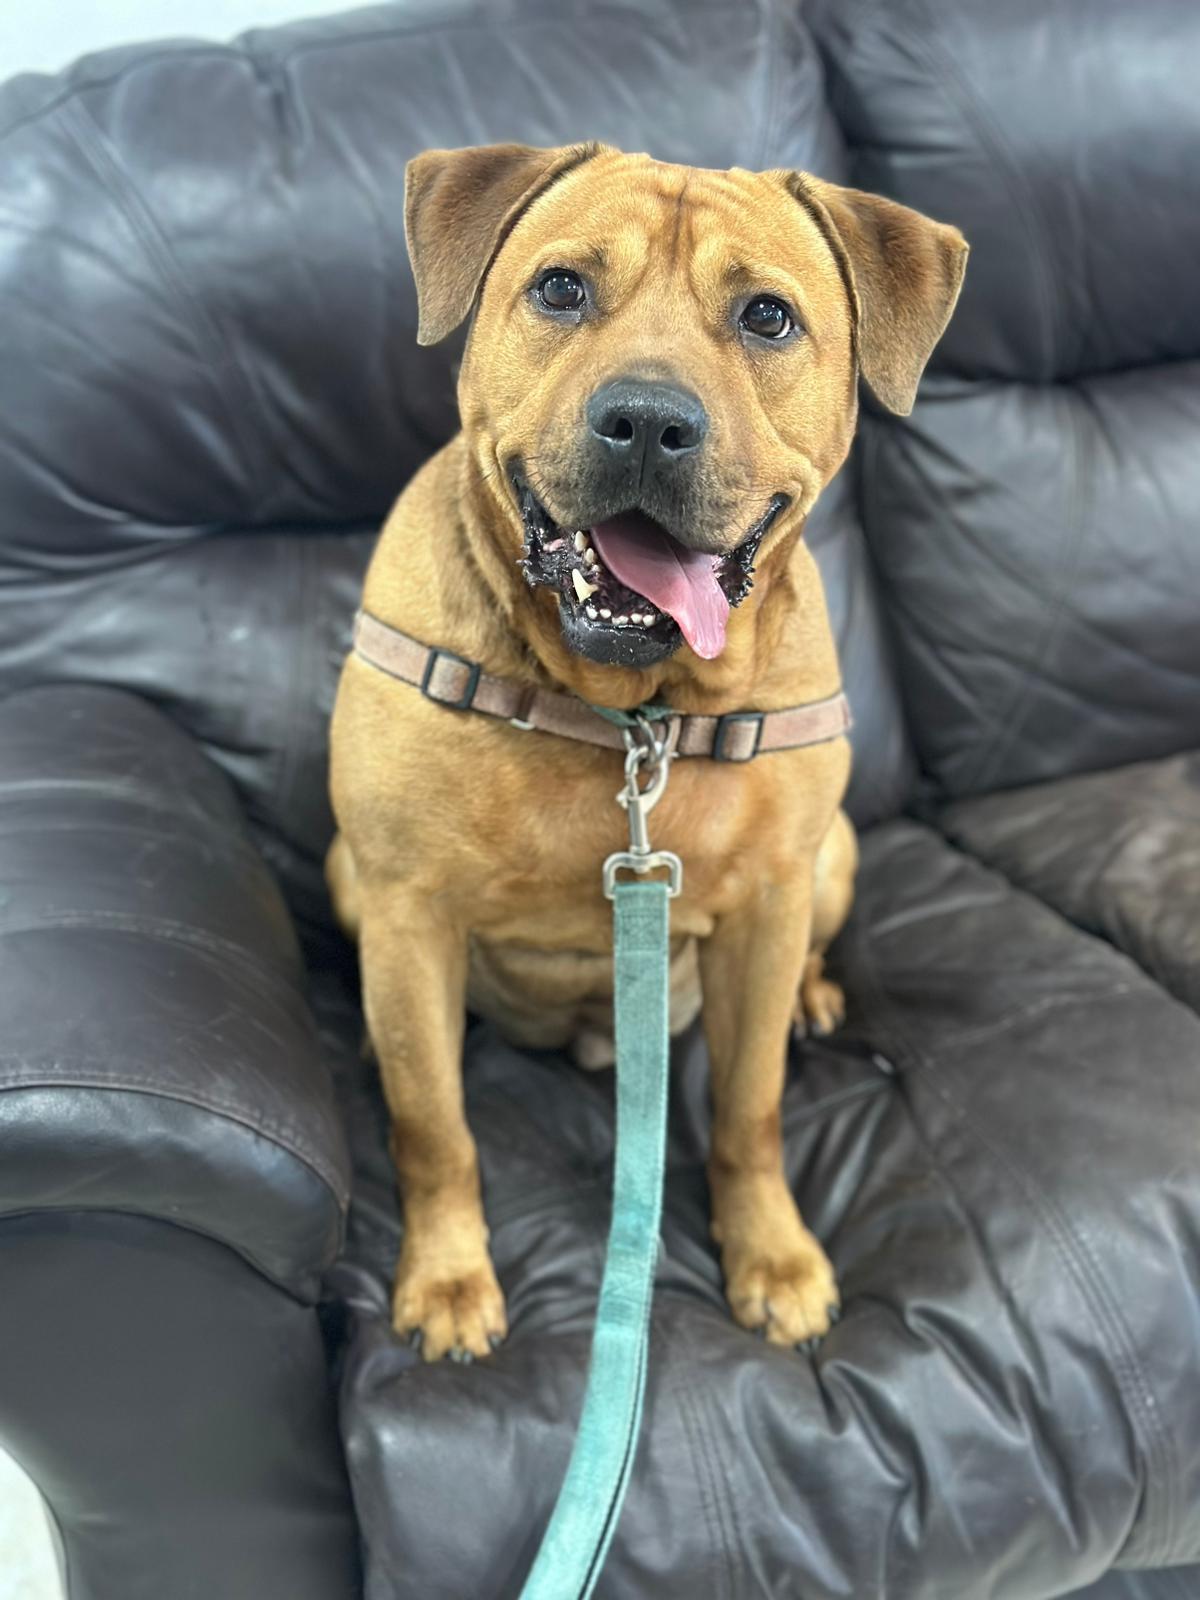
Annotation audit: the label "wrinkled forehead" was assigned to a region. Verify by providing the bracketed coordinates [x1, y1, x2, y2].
[501, 154, 846, 320]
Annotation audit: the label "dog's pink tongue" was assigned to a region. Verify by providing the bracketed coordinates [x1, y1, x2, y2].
[589, 513, 729, 659]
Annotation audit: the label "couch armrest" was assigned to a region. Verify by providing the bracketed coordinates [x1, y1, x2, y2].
[0, 684, 349, 1298]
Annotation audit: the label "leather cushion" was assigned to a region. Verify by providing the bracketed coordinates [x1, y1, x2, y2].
[326, 820, 1200, 1597]
[939, 752, 1200, 1015]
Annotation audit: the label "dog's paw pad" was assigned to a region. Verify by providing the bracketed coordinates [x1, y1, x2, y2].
[392, 1262, 508, 1362]
[726, 1237, 839, 1348]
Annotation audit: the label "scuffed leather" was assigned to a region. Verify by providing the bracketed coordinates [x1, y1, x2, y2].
[940, 754, 1200, 1016]
[811, 0, 1200, 799]
[324, 823, 1200, 1599]
[0, 684, 349, 1297]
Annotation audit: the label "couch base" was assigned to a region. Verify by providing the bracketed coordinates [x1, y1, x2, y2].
[0, 1212, 360, 1600]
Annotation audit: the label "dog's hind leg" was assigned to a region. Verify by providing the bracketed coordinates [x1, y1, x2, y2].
[795, 809, 857, 1037]
[325, 830, 361, 941]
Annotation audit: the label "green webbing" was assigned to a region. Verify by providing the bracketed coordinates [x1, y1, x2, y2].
[586, 701, 677, 730]
[518, 878, 671, 1599]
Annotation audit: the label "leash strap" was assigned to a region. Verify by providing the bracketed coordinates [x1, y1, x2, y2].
[519, 876, 672, 1598]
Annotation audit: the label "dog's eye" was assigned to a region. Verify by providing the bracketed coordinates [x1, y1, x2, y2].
[740, 296, 795, 340]
[536, 269, 586, 312]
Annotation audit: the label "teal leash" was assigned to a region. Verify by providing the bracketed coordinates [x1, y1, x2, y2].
[519, 720, 682, 1600]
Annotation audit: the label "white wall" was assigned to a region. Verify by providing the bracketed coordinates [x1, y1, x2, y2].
[0, 0, 368, 78]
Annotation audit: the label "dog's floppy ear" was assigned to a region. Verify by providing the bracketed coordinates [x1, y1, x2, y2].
[405, 142, 605, 346]
[786, 174, 968, 415]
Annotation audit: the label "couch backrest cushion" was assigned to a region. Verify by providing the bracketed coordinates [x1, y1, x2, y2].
[812, 0, 1200, 800]
[0, 0, 915, 935]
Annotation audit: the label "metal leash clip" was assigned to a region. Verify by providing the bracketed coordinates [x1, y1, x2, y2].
[602, 714, 684, 900]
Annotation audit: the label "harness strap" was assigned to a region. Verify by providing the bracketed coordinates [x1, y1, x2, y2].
[352, 608, 851, 762]
[518, 879, 672, 1599]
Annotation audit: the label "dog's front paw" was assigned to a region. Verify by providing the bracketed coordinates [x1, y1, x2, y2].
[724, 1229, 840, 1349]
[392, 1256, 508, 1362]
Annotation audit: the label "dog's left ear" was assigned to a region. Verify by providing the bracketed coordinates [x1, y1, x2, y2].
[785, 174, 968, 415]
[405, 142, 606, 346]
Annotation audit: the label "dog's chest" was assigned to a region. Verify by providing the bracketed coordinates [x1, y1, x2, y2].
[455, 732, 845, 947]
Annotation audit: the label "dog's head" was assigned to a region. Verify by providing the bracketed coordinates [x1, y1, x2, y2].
[405, 144, 966, 668]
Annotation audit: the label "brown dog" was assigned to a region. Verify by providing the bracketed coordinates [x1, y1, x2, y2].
[328, 144, 966, 1361]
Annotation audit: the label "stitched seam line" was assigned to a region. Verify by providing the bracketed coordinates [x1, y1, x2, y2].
[0, 909, 293, 987]
[851, 845, 1176, 1563]
[0, 1203, 322, 1301]
[929, 984, 1142, 1054]
[0, 1062, 348, 1207]
[674, 1346, 737, 1600]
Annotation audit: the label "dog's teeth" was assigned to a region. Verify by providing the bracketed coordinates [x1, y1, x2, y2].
[572, 568, 599, 602]
[586, 605, 598, 620]
[641, 612, 656, 626]
[573, 531, 587, 553]
[630, 613, 644, 625]
[584, 546, 597, 566]
[614, 614, 629, 626]
[599, 608, 612, 619]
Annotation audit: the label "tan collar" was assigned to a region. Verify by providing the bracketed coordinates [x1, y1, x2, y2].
[352, 609, 851, 763]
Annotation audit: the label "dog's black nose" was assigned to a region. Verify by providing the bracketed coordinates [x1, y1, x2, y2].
[587, 379, 708, 473]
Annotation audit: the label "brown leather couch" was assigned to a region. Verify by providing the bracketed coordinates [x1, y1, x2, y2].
[1, 2, 1197, 1596]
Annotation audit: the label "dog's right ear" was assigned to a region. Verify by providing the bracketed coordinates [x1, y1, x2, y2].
[405, 142, 605, 346]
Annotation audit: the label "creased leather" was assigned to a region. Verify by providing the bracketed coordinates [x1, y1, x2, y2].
[0, 685, 349, 1297]
[324, 823, 1200, 1598]
[940, 754, 1200, 1016]
[811, 0, 1200, 800]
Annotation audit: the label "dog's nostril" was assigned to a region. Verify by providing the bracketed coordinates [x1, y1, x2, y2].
[587, 379, 708, 460]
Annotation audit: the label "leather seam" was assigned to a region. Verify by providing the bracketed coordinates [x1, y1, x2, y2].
[673, 1340, 737, 1600]
[0, 908, 294, 985]
[850, 836, 1177, 1564]
[0, 1068, 349, 1209]
[0, 1203, 324, 1301]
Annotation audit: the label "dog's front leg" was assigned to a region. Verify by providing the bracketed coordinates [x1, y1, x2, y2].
[360, 890, 506, 1361]
[700, 874, 840, 1347]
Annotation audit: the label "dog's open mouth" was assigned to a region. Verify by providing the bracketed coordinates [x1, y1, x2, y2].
[514, 481, 786, 665]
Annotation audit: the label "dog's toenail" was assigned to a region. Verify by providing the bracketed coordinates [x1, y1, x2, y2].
[827, 1305, 842, 1325]
[488, 1333, 504, 1352]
